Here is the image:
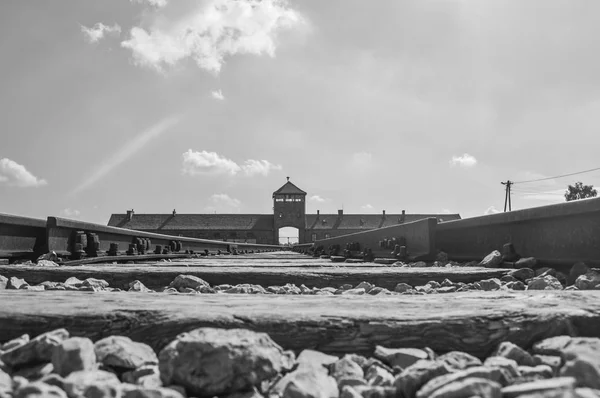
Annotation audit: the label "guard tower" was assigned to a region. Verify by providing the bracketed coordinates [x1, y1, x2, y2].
[272, 177, 307, 244]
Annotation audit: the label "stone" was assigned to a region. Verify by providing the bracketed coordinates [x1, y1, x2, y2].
[501, 376, 576, 398]
[6, 277, 29, 290]
[394, 283, 412, 293]
[0, 275, 8, 289]
[373, 346, 429, 369]
[506, 281, 526, 290]
[533, 355, 562, 374]
[95, 336, 158, 371]
[64, 370, 121, 398]
[83, 278, 109, 289]
[569, 262, 591, 285]
[128, 281, 151, 293]
[331, 356, 364, 382]
[575, 271, 600, 290]
[349, 385, 396, 398]
[0, 369, 11, 395]
[64, 277, 84, 287]
[437, 286, 458, 293]
[365, 364, 394, 387]
[269, 367, 338, 398]
[1, 329, 69, 368]
[532, 335, 572, 356]
[426, 377, 502, 398]
[527, 275, 563, 290]
[479, 250, 503, 268]
[515, 258, 537, 269]
[342, 288, 366, 295]
[159, 328, 284, 396]
[494, 342, 536, 366]
[393, 360, 450, 398]
[437, 351, 482, 370]
[575, 388, 600, 398]
[22, 285, 45, 291]
[483, 356, 520, 381]
[518, 365, 553, 380]
[501, 275, 518, 283]
[535, 267, 556, 277]
[508, 268, 535, 281]
[417, 366, 505, 398]
[560, 352, 600, 389]
[2, 334, 29, 351]
[475, 278, 502, 291]
[36, 260, 59, 267]
[168, 275, 209, 291]
[355, 281, 374, 291]
[337, 376, 367, 390]
[14, 381, 67, 398]
[82, 382, 120, 398]
[296, 350, 338, 372]
[40, 374, 66, 390]
[121, 386, 186, 398]
[13, 362, 54, 380]
[52, 337, 96, 377]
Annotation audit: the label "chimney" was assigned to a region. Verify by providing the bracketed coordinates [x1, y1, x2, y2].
[382, 210, 386, 217]
[317, 210, 320, 215]
[172, 209, 177, 216]
[126, 209, 134, 221]
[338, 209, 343, 216]
[401, 209, 405, 222]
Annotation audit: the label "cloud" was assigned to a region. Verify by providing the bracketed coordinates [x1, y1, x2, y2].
[241, 159, 282, 176]
[440, 208, 452, 214]
[484, 206, 500, 215]
[71, 116, 180, 195]
[211, 90, 225, 101]
[81, 23, 121, 43]
[120, 0, 303, 73]
[361, 204, 374, 210]
[204, 193, 241, 212]
[61, 208, 81, 218]
[352, 152, 372, 168]
[182, 150, 281, 177]
[450, 153, 477, 168]
[309, 195, 327, 203]
[0, 158, 47, 188]
[130, 0, 168, 7]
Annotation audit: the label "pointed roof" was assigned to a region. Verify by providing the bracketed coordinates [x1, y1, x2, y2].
[273, 177, 307, 197]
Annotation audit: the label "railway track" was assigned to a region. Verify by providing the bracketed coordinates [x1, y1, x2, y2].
[0, 213, 281, 263]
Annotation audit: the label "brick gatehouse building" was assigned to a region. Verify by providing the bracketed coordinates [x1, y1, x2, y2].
[107, 178, 460, 245]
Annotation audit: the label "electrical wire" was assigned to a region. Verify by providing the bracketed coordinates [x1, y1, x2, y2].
[513, 167, 600, 184]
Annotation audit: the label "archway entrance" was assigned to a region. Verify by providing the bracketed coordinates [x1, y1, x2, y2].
[278, 227, 299, 246]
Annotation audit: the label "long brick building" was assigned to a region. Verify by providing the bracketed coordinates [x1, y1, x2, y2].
[107, 178, 461, 244]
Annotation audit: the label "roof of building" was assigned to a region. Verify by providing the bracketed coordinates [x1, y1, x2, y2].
[107, 214, 275, 231]
[107, 212, 461, 231]
[272, 179, 307, 196]
[305, 213, 462, 230]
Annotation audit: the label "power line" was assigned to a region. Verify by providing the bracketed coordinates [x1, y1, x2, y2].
[513, 166, 600, 184]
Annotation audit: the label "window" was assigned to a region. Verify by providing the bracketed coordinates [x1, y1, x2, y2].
[311, 233, 317, 242]
[325, 233, 330, 239]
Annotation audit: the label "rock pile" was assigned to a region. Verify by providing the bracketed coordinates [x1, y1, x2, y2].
[2, 263, 599, 296]
[0, 328, 599, 398]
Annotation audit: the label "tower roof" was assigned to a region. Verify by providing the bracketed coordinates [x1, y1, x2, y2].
[273, 177, 307, 197]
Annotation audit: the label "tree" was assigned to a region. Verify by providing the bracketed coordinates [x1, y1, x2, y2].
[565, 181, 598, 201]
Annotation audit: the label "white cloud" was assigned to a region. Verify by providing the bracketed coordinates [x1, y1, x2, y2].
[440, 208, 452, 214]
[205, 193, 241, 212]
[361, 204, 374, 210]
[71, 116, 180, 195]
[450, 153, 477, 168]
[81, 23, 122, 43]
[130, 0, 168, 8]
[241, 159, 282, 176]
[0, 158, 47, 188]
[182, 150, 241, 176]
[182, 150, 281, 177]
[61, 208, 81, 218]
[211, 89, 225, 101]
[484, 206, 500, 215]
[120, 0, 303, 73]
[309, 195, 327, 203]
[352, 152, 373, 168]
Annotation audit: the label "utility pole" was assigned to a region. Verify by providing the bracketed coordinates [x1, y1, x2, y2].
[501, 180, 513, 212]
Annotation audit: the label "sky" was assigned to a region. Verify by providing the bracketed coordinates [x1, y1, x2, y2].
[2, 0, 600, 224]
